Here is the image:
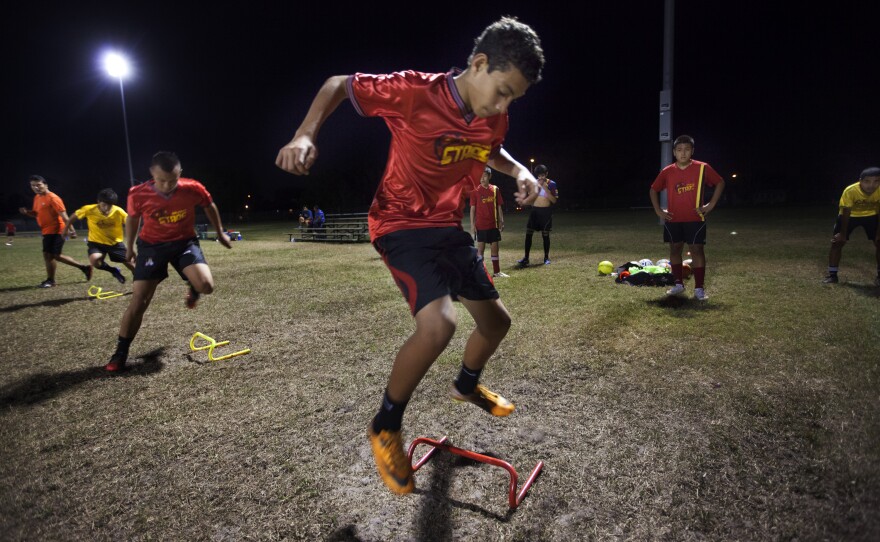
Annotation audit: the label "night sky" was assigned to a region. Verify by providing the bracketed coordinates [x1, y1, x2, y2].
[2, 1, 878, 219]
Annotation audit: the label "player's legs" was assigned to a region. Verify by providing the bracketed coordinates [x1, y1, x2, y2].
[42, 251, 57, 282]
[89, 252, 106, 268]
[521, 228, 535, 265]
[52, 252, 87, 269]
[477, 240, 486, 261]
[489, 241, 502, 275]
[542, 231, 551, 263]
[118, 279, 161, 339]
[688, 243, 706, 291]
[181, 263, 215, 295]
[458, 297, 511, 373]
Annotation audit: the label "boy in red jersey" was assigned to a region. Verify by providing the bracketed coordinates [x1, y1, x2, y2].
[649, 135, 725, 301]
[104, 152, 232, 372]
[470, 167, 508, 277]
[276, 17, 544, 495]
[19, 175, 92, 288]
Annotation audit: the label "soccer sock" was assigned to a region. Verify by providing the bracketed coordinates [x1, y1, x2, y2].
[693, 266, 706, 289]
[115, 336, 133, 357]
[671, 263, 683, 284]
[97, 261, 114, 272]
[524, 233, 533, 259]
[542, 234, 550, 260]
[828, 266, 838, 275]
[491, 256, 500, 274]
[454, 364, 483, 395]
[372, 389, 408, 432]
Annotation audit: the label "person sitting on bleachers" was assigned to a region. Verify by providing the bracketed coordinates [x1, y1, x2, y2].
[298, 205, 312, 229]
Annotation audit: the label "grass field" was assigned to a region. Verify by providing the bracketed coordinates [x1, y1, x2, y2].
[1, 207, 878, 541]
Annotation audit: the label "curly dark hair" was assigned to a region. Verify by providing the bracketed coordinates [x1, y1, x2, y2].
[469, 16, 545, 84]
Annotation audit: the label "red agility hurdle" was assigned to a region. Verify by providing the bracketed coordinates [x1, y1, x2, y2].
[407, 436, 544, 509]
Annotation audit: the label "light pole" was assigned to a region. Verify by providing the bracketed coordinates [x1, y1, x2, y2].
[103, 51, 136, 186]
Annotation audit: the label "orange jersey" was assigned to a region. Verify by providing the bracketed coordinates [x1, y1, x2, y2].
[32, 191, 66, 234]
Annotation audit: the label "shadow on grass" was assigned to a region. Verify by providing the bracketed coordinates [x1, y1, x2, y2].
[0, 292, 130, 313]
[0, 348, 164, 407]
[325, 525, 366, 541]
[839, 282, 880, 298]
[648, 296, 724, 312]
[412, 452, 516, 532]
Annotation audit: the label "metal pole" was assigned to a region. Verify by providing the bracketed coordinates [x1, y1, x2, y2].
[659, 0, 675, 219]
[119, 79, 135, 186]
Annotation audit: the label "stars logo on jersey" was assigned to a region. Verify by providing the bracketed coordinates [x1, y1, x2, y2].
[152, 208, 188, 224]
[675, 182, 695, 195]
[434, 133, 490, 166]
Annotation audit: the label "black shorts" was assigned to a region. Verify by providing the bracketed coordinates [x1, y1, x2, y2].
[476, 228, 502, 243]
[88, 241, 127, 263]
[134, 237, 207, 282]
[663, 221, 707, 244]
[6, 231, 14, 237]
[526, 207, 553, 232]
[42, 233, 65, 254]
[373, 227, 499, 316]
[833, 214, 878, 241]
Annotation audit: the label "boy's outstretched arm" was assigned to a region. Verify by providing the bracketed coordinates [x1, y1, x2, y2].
[488, 149, 540, 206]
[276, 75, 349, 176]
[204, 203, 232, 249]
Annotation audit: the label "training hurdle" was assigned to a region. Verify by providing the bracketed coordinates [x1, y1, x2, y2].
[87, 285, 124, 299]
[407, 436, 544, 509]
[189, 332, 251, 361]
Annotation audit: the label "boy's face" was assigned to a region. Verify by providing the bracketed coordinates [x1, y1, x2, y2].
[480, 171, 491, 186]
[98, 201, 112, 214]
[859, 175, 880, 195]
[673, 143, 694, 164]
[468, 54, 530, 118]
[150, 164, 182, 194]
[30, 181, 48, 194]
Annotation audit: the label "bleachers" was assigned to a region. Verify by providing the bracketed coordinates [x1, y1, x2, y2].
[287, 212, 369, 243]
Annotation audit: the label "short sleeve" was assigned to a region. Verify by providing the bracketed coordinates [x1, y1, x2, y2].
[50, 194, 66, 212]
[703, 164, 724, 187]
[650, 170, 667, 192]
[347, 71, 420, 119]
[75, 206, 88, 219]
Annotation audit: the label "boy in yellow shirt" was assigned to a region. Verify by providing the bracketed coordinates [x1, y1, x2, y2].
[823, 167, 880, 285]
[63, 189, 134, 284]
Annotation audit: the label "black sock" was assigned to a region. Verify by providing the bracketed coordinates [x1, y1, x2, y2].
[524, 232, 534, 259]
[115, 336, 133, 357]
[97, 261, 113, 272]
[454, 364, 483, 395]
[372, 389, 408, 432]
[543, 234, 550, 260]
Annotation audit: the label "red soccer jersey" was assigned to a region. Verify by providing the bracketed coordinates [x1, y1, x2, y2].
[127, 178, 213, 244]
[470, 184, 504, 230]
[347, 70, 509, 240]
[650, 160, 723, 222]
[32, 192, 66, 234]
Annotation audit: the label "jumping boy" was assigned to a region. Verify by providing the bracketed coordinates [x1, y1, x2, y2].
[19, 175, 92, 288]
[275, 16, 544, 495]
[105, 152, 232, 372]
[516, 163, 558, 267]
[62, 188, 134, 284]
[823, 166, 880, 285]
[649, 135, 725, 301]
[470, 167, 508, 277]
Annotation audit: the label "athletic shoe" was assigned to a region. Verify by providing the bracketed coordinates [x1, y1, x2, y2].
[450, 383, 515, 417]
[694, 288, 708, 301]
[544, 258, 551, 265]
[493, 272, 510, 278]
[111, 267, 126, 284]
[82, 265, 93, 281]
[38, 279, 56, 288]
[367, 426, 414, 495]
[104, 353, 127, 372]
[185, 285, 200, 309]
[516, 258, 529, 268]
[666, 283, 686, 297]
[822, 274, 838, 284]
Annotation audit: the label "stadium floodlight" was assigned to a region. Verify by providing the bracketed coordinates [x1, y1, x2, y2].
[103, 51, 136, 186]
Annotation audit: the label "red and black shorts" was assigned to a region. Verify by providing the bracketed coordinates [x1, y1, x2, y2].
[663, 221, 707, 245]
[87, 241, 128, 263]
[133, 237, 206, 282]
[373, 227, 499, 316]
[475, 228, 502, 243]
[41, 233, 65, 255]
[833, 214, 878, 241]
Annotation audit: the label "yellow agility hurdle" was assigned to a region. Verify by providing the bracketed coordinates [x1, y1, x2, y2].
[189, 332, 251, 362]
[87, 285, 124, 299]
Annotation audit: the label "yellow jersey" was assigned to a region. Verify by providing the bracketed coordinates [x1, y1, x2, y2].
[74, 204, 127, 245]
[839, 182, 880, 217]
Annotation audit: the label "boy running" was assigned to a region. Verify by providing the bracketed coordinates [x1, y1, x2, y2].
[18, 175, 92, 287]
[105, 152, 232, 372]
[275, 17, 544, 495]
[649, 135, 725, 300]
[823, 166, 880, 285]
[62, 188, 134, 284]
[470, 167, 508, 277]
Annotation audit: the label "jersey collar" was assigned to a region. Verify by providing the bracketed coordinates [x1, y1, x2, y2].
[446, 68, 476, 124]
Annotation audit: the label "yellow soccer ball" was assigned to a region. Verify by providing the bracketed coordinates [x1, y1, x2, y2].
[598, 260, 614, 275]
